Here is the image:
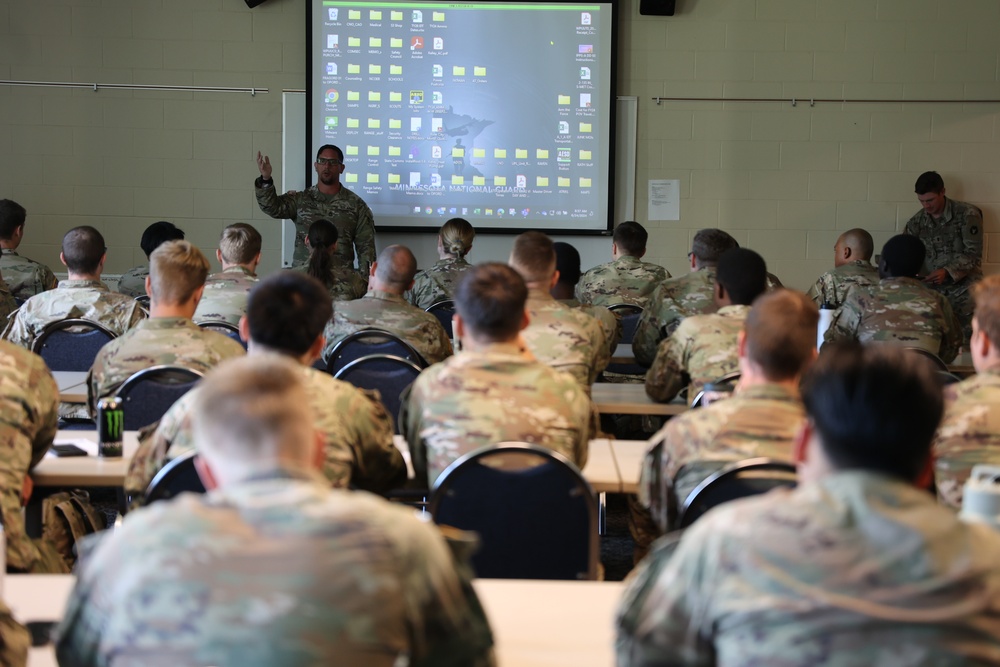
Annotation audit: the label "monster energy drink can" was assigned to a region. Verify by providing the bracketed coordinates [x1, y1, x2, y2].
[97, 397, 124, 458]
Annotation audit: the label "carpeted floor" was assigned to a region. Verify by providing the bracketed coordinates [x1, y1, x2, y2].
[601, 493, 636, 582]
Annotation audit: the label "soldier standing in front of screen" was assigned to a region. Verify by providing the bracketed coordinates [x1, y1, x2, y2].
[905, 171, 983, 344]
[254, 145, 376, 276]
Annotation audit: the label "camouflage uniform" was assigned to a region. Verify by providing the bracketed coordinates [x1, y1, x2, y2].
[806, 259, 879, 309]
[575, 255, 670, 308]
[255, 180, 376, 273]
[2, 279, 146, 350]
[616, 471, 1000, 666]
[0, 340, 69, 573]
[0, 601, 28, 666]
[522, 288, 609, 388]
[407, 257, 473, 309]
[290, 262, 368, 302]
[560, 298, 623, 357]
[401, 342, 598, 485]
[87, 317, 246, 417]
[125, 363, 405, 507]
[193, 266, 259, 327]
[116, 264, 148, 298]
[824, 277, 962, 363]
[906, 197, 983, 342]
[0, 279, 16, 327]
[934, 367, 1000, 509]
[645, 304, 748, 404]
[633, 268, 718, 366]
[0, 248, 57, 301]
[632, 384, 804, 552]
[321, 290, 453, 365]
[56, 469, 496, 667]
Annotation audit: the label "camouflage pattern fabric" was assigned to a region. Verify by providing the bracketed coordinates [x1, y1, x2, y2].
[321, 290, 453, 365]
[193, 266, 259, 327]
[645, 304, 749, 404]
[290, 262, 368, 302]
[0, 279, 16, 327]
[575, 255, 670, 308]
[255, 182, 376, 273]
[0, 248, 57, 301]
[824, 277, 962, 363]
[125, 364, 405, 508]
[87, 317, 246, 417]
[616, 471, 1000, 666]
[521, 288, 609, 388]
[56, 469, 496, 667]
[906, 197, 984, 342]
[560, 298, 622, 357]
[934, 368, 1000, 509]
[407, 257, 473, 309]
[806, 260, 879, 309]
[0, 600, 28, 666]
[401, 342, 598, 485]
[633, 268, 718, 366]
[116, 264, 148, 298]
[2, 280, 146, 350]
[632, 384, 804, 552]
[0, 340, 69, 573]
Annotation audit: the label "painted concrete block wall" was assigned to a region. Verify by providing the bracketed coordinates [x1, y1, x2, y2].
[3, 0, 1000, 290]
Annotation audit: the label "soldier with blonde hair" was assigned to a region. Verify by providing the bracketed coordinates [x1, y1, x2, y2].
[408, 217, 476, 308]
[193, 223, 262, 326]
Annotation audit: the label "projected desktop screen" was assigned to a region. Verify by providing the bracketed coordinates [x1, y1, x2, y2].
[307, 0, 617, 232]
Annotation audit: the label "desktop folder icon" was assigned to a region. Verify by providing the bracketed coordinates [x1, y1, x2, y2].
[370, 37, 382, 47]
[368, 146, 380, 155]
[388, 173, 400, 183]
[494, 176, 506, 186]
[370, 10, 382, 20]
[558, 177, 571, 187]
[389, 91, 402, 102]
[391, 10, 404, 20]
[388, 146, 401, 156]
[348, 37, 361, 47]
[473, 148, 486, 158]
[432, 11, 445, 20]
[558, 95, 571, 105]
[348, 10, 361, 19]
[453, 66, 465, 76]
[390, 64, 403, 74]
[537, 176, 549, 186]
[452, 175, 464, 185]
[346, 118, 360, 128]
[367, 173, 379, 183]
[369, 64, 382, 75]
[389, 118, 402, 128]
[580, 122, 592, 132]
[515, 148, 528, 159]
[580, 177, 592, 187]
[390, 37, 403, 48]
[580, 150, 592, 160]
[348, 64, 361, 74]
[368, 118, 380, 128]
[473, 176, 485, 185]
[474, 66, 487, 76]
[453, 148, 464, 157]
[347, 90, 360, 100]
[536, 149, 549, 159]
[346, 173, 358, 182]
[369, 91, 381, 101]
[494, 148, 507, 158]
[346, 145, 359, 155]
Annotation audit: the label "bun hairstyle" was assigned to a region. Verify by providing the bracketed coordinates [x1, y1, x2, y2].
[439, 217, 475, 258]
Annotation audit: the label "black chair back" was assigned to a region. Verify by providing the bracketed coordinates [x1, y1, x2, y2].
[430, 443, 599, 580]
[32, 318, 118, 372]
[334, 354, 422, 434]
[689, 370, 742, 408]
[143, 450, 206, 505]
[114, 365, 204, 431]
[425, 299, 456, 339]
[196, 320, 247, 350]
[903, 346, 949, 372]
[134, 295, 150, 309]
[603, 304, 646, 376]
[326, 328, 428, 375]
[678, 457, 796, 528]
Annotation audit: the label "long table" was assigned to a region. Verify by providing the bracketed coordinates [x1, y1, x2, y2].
[591, 382, 687, 417]
[53, 371, 88, 404]
[7, 575, 623, 667]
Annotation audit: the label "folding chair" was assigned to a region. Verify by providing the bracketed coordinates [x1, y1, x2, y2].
[196, 320, 247, 350]
[678, 457, 796, 528]
[689, 370, 741, 408]
[425, 299, 456, 339]
[326, 328, 428, 376]
[334, 354, 423, 434]
[32, 318, 117, 372]
[114, 365, 204, 431]
[143, 450, 206, 506]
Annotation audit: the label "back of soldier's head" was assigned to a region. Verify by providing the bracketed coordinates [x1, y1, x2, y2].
[691, 228, 738, 267]
[744, 290, 818, 381]
[509, 231, 556, 283]
[455, 263, 527, 342]
[247, 272, 332, 357]
[613, 221, 648, 256]
[62, 226, 106, 275]
[716, 248, 767, 305]
[307, 219, 338, 250]
[149, 240, 209, 305]
[880, 234, 925, 278]
[219, 223, 262, 266]
[801, 343, 942, 482]
[440, 217, 475, 258]
[914, 171, 945, 195]
[973, 275, 1000, 347]
[0, 200, 26, 240]
[553, 242, 581, 287]
[374, 244, 417, 290]
[838, 228, 874, 261]
[140, 221, 185, 258]
[193, 356, 314, 483]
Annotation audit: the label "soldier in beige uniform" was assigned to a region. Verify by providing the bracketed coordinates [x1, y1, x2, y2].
[88, 241, 245, 417]
[645, 248, 768, 403]
[618, 344, 1000, 666]
[407, 217, 475, 309]
[0, 199, 57, 301]
[116, 221, 185, 298]
[552, 241, 622, 356]
[576, 221, 669, 308]
[193, 223, 262, 327]
[807, 228, 878, 309]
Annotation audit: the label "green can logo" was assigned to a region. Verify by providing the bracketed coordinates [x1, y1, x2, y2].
[97, 397, 124, 458]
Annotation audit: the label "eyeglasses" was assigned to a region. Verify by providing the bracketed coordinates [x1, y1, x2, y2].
[316, 157, 343, 166]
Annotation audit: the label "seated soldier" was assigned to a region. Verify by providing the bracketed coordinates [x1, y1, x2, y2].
[617, 343, 1000, 665]
[631, 290, 816, 556]
[127, 272, 405, 508]
[576, 221, 669, 308]
[193, 223, 262, 326]
[552, 241, 622, 357]
[402, 263, 596, 486]
[645, 248, 768, 403]
[3, 226, 146, 349]
[298, 219, 367, 301]
[87, 240, 245, 415]
[633, 228, 739, 366]
[0, 199, 57, 300]
[934, 274, 1000, 508]
[322, 244, 452, 365]
[58, 356, 495, 666]
[407, 217, 475, 309]
[116, 220, 185, 298]
[509, 232, 609, 388]
[807, 228, 878, 309]
[825, 234, 962, 362]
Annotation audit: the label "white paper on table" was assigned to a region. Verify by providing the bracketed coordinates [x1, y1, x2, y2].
[648, 179, 680, 221]
[47, 438, 98, 458]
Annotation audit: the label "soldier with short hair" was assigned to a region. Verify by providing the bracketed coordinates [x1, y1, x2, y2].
[116, 220, 185, 298]
[807, 228, 878, 309]
[576, 221, 669, 308]
[407, 217, 476, 309]
[552, 241, 621, 357]
[0, 198, 57, 301]
[193, 223, 262, 327]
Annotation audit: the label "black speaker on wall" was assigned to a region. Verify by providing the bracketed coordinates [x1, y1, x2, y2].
[245, 0, 268, 7]
[639, 0, 676, 15]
